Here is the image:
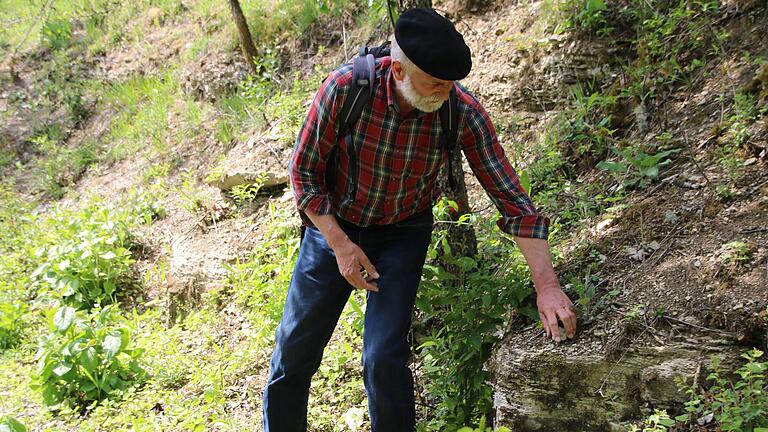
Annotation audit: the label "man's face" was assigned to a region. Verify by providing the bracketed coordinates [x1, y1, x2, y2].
[394, 61, 454, 113]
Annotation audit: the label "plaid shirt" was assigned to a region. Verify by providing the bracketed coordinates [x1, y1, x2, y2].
[289, 57, 549, 239]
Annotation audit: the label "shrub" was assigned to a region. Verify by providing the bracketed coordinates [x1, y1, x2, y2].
[31, 195, 162, 309]
[0, 301, 26, 351]
[698, 349, 767, 431]
[637, 349, 768, 432]
[31, 305, 146, 410]
[415, 206, 534, 430]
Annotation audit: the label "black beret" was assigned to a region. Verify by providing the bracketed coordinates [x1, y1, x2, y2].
[394, 8, 472, 81]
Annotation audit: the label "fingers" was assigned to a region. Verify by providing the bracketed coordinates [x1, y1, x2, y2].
[541, 310, 561, 342]
[339, 247, 379, 292]
[556, 305, 577, 339]
[343, 264, 378, 292]
[349, 274, 378, 292]
[539, 312, 550, 339]
[359, 253, 379, 282]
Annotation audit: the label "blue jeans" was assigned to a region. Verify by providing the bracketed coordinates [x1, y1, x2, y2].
[262, 211, 433, 432]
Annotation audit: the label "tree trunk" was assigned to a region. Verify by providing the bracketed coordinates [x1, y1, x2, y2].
[437, 149, 478, 259]
[395, 0, 477, 259]
[398, 0, 432, 14]
[227, 0, 259, 74]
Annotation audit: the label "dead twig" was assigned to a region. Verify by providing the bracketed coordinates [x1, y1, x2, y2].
[683, 131, 711, 186]
[663, 316, 736, 337]
[740, 227, 768, 235]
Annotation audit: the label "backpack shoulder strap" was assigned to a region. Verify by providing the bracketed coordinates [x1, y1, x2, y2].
[439, 87, 460, 191]
[336, 53, 377, 138]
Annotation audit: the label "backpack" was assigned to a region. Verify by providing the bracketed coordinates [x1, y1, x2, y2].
[329, 42, 462, 195]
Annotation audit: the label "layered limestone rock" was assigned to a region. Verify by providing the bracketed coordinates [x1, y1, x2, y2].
[489, 328, 746, 431]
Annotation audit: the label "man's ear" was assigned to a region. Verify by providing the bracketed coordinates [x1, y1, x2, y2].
[392, 61, 405, 81]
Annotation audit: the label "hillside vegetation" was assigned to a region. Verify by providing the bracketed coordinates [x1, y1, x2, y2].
[1, 0, 766, 431]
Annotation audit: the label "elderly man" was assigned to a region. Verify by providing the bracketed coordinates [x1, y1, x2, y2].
[262, 8, 577, 432]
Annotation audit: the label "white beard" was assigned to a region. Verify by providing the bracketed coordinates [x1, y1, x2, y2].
[399, 75, 445, 113]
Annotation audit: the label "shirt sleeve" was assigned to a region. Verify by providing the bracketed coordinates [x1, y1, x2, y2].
[459, 100, 550, 240]
[288, 70, 346, 217]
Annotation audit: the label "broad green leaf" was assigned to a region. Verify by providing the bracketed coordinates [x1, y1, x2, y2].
[53, 307, 76, 332]
[456, 257, 476, 272]
[415, 296, 433, 314]
[61, 277, 78, 296]
[103, 335, 122, 359]
[104, 280, 116, 296]
[481, 294, 492, 307]
[100, 251, 116, 260]
[80, 347, 98, 373]
[0, 416, 28, 432]
[596, 160, 627, 173]
[52, 361, 73, 377]
[658, 418, 675, 426]
[640, 165, 659, 178]
[518, 170, 532, 196]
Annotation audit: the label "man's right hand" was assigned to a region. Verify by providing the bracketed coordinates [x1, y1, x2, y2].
[333, 239, 379, 292]
[303, 209, 380, 292]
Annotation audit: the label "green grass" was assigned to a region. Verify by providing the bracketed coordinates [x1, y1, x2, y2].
[0, 0, 189, 54]
[100, 72, 179, 163]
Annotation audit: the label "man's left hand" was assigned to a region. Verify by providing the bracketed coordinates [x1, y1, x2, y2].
[536, 287, 577, 343]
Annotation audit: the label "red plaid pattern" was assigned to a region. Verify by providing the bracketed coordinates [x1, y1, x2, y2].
[289, 57, 549, 239]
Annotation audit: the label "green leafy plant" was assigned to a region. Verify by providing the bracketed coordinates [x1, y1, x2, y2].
[0, 416, 27, 432]
[674, 349, 768, 431]
[223, 203, 300, 342]
[29, 129, 97, 199]
[619, 0, 721, 100]
[0, 301, 26, 350]
[457, 416, 511, 432]
[727, 92, 760, 147]
[31, 195, 162, 309]
[41, 18, 73, 50]
[560, 87, 617, 166]
[719, 241, 754, 265]
[629, 409, 675, 432]
[32, 305, 146, 410]
[564, 265, 616, 323]
[555, 0, 610, 35]
[177, 169, 209, 213]
[229, 173, 269, 207]
[598, 146, 680, 189]
[415, 211, 534, 430]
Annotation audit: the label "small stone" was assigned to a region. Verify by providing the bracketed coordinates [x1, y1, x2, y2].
[744, 157, 757, 166]
[664, 210, 679, 223]
[697, 413, 715, 425]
